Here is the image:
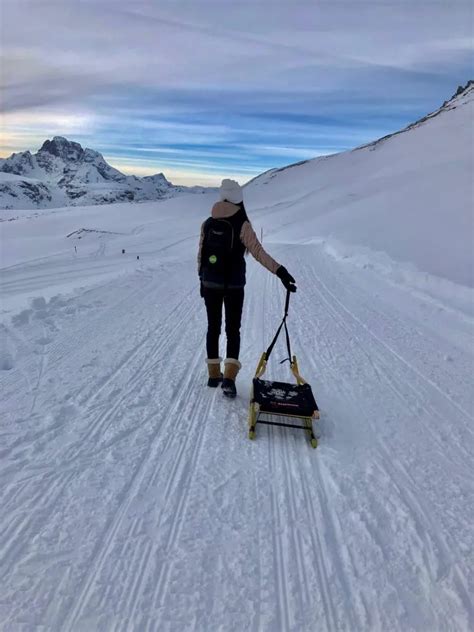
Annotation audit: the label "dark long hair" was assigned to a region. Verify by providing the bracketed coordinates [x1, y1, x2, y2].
[222, 199, 250, 255]
[236, 201, 250, 255]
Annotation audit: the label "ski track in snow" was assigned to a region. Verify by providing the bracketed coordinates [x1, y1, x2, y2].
[1, 237, 473, 631]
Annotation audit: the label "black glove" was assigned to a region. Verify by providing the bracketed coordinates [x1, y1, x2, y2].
[276, 266, 296, 292]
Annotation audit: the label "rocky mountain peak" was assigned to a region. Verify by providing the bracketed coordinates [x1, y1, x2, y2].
[0, 150, 35, 174]
[441, 80, 474, 109]
[83, 147, 103, 162]
[39, 136, 85, 162]
[453, 80, 473, 99]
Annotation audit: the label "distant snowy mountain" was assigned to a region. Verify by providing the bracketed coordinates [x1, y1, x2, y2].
[0, 136, 212, 210]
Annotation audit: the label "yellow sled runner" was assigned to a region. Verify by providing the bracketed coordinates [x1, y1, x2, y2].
[248, 290, 320, 448]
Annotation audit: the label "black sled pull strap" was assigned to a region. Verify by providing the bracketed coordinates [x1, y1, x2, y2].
[264, 290, 292, 363]
[281, 318, 292, 365]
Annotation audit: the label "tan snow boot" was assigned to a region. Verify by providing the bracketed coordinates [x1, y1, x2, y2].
[222, 358, 241, 398]
[207, 358, 223, 387]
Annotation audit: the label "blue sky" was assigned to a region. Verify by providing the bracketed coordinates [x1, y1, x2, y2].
[1, 0, 473, 185]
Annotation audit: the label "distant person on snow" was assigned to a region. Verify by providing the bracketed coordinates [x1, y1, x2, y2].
[197, 178, 296, 398]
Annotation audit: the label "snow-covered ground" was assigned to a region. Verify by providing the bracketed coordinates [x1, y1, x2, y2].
[1, 86, 473, 631]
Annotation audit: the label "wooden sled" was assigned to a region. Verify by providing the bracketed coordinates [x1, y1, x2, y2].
[248, 290, 320, 448]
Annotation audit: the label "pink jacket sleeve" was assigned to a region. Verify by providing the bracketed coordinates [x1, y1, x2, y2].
[240, 221, 280, 274]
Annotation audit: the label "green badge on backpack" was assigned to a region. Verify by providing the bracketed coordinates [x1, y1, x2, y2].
[209, 255, 217, 264]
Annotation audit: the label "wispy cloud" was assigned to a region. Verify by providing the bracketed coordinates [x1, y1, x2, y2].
[1, 0, 472, 184]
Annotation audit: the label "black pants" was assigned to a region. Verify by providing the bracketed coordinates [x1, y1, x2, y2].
[203, 287, 244, 359]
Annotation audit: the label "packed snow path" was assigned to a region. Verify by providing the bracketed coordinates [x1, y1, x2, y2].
[1, 234, 473, 631]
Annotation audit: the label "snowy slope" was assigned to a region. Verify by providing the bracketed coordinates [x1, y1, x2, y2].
[0, 136, 212, 211]
[1, 85, 473, 631]
[246, 81, 474, 288]
[0, 171, 57, 210]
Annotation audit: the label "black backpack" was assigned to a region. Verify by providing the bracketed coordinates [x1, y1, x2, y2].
[200, 217, 235, 284]
[200, 204, 249, 288]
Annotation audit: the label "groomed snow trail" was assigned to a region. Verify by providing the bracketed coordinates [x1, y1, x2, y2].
[1, 233, 473, 630]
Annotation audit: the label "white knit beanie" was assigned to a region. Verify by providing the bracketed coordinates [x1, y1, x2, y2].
[219, 179, 243, 204]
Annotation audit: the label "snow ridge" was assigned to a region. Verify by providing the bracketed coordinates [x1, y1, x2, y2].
[249, 80, 473, 184]
[360, 79, 474, 151]
[245, 81, 474, 287]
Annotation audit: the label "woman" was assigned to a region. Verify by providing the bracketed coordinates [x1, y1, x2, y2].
[198, 179, 296, 398]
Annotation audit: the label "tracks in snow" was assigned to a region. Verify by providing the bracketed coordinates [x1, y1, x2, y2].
[1, 243, 473, 631]
[61, 340, 213, 629]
